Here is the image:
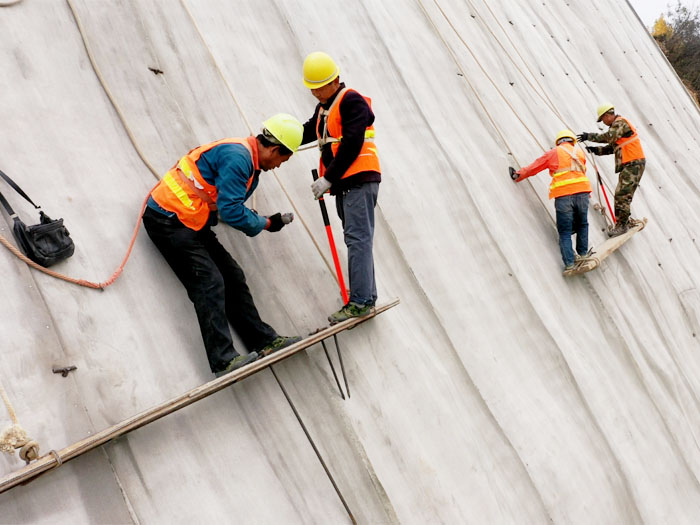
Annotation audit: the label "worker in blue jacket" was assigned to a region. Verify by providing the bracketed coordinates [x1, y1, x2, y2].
[143, 114, 303, 377]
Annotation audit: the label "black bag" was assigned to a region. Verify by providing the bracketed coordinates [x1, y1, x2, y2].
[0, 169, 75, 267]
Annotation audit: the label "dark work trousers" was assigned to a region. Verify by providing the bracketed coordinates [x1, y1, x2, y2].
[142, 207, 277, 373]
[335, 182, 379, 306]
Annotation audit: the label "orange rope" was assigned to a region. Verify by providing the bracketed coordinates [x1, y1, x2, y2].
[0, 185, 157, 290]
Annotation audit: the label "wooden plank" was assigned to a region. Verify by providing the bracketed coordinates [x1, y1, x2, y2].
[567, 218, 647, 276]
[0, 299, 400, 493]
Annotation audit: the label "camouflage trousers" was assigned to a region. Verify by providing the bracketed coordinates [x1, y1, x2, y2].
[614, 160, 645, 225]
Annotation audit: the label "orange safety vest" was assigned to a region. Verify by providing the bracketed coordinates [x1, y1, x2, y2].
[151, 136, 258, 231]
[316, 87, 380, 179]
[548, 143, 591, 199]
[615, 117, 645, 164]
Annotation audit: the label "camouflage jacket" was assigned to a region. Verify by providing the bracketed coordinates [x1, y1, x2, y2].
[588, 116, 643, 173]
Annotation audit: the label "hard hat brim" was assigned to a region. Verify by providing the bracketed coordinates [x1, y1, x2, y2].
[596, 104, 614, 121]
[303, 71, 339, 90]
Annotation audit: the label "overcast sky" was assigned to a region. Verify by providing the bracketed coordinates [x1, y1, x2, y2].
[627, 0, 699, 27]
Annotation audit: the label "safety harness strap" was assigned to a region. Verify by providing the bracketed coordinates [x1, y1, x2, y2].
[174, 167, 217, 211]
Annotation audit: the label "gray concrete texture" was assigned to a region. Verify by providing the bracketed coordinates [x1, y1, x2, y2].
[1, 0, 699, 523]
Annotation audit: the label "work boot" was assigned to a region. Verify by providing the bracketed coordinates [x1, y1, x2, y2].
[607, 221, 629, 238]
[328, 302, 372, 325]
[259, 335, 302, 357]
[575, 248, 594, 262]
[215, 352, 259, 378]
[562, 264, 576, 277]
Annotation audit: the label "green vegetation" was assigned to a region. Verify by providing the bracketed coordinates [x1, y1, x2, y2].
[652, 2, 700, 102]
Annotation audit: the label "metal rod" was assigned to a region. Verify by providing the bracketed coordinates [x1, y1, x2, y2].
[321, 340, 345, 399]
[270, 367, 356, 524]
[333, 334, 350, 399]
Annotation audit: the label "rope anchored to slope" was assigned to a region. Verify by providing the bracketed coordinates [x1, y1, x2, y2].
[0, 382, 40, 464]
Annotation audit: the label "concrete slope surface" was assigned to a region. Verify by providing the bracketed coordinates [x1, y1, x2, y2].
[1, 0, 699, 523]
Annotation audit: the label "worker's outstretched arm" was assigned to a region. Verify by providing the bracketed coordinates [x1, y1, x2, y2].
[586, 144, 614, 156]
[587, 119, 631, 146]
[514, 148, 557, 182]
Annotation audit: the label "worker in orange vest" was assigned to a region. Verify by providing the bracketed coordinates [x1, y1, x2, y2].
[301, 52, 382, 324]
[577, 103, 645, 237]
[511, 130, 592, 276]
[142, 114, 303, 377]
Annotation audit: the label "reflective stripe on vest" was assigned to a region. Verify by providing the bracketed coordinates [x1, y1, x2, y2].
[317, 129, 376, 147]
[548, 144, 591, 199]
[615, 117, 645, 164]
[151, 137, 256, 231]
[316, 88, 380, 179]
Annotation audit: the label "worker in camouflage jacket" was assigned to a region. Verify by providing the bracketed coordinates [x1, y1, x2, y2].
[577, 103, 645, 237]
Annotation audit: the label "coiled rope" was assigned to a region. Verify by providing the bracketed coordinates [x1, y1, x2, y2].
[0, 382, 40, 464]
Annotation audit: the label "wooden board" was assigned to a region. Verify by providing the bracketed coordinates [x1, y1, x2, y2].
[0, 299, 400, 494]
[566, 218, 648, 276]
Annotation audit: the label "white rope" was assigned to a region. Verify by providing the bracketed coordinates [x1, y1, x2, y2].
[461, 0, 617, 198]
[179, 0, 339, 282]
[66, 0, 160, 181]
[0, 382, 39, 463]
[420, 0, 616, 225]
[65, 0, 338, 284]
[416, 0, 552, 223]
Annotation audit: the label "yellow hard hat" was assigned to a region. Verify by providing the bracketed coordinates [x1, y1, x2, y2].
[596, 102, 615, 122]
[302, 52, 340, 89]
[262, 113, 303, 153]
[555, 129, 576, 145]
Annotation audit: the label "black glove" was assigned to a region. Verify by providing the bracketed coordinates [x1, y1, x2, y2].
[265, 212, 294, 232]
[576, 132, 590, 142]
[585, 146, 596, 153]
[265, 213, 285, 232]
[509, 167, 518, 181]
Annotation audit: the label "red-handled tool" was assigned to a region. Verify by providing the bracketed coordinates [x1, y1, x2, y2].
[312, 169, 349, 303]
[590, 155, 616, 224]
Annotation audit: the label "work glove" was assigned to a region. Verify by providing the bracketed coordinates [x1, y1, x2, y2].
[585, 146, 597, 153]
[311, 177, 332, 199]
[508, 167, 519, 181]
[265, 212, 294, 232]
[576, 132, 590, 142]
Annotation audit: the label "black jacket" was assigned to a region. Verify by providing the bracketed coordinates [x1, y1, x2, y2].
[302, 83, 381, 194]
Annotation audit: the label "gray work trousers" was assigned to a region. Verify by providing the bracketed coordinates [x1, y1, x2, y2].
[335, 182, 379, 305]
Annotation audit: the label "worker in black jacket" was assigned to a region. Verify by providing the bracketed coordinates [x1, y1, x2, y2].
[301, 52, 381, 324]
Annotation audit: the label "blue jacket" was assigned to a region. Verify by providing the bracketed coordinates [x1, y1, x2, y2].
[148, 142, 268, 236]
